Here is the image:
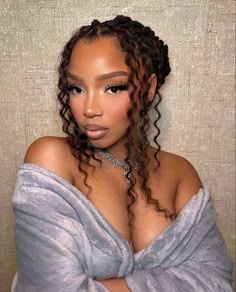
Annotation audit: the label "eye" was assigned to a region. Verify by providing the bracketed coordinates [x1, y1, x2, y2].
[67, 85, 84, 95]
[105, 84, 129, 94]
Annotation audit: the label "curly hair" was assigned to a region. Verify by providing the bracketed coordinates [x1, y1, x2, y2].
[57, 15, 175, 221]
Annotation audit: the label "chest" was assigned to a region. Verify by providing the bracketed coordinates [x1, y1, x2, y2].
[74, 165, 176, 253]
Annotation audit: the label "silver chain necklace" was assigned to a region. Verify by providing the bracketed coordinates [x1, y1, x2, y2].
[92, 147, 139, 184]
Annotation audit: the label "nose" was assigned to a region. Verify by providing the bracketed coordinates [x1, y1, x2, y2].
[83, 92, 103, 118]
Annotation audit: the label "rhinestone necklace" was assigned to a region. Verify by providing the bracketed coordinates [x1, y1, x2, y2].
[92, 147, 139, 184]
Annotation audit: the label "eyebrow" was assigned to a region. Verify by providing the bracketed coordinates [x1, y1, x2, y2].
[67, 71, 129, 81]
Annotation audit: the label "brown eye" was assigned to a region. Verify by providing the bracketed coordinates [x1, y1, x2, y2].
[67, 85, 84, 95]
[105, 84, 129, 94]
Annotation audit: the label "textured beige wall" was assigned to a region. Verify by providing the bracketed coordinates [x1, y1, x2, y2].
[0, 0, 235, 291]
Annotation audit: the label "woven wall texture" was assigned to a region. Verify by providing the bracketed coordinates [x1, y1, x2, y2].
[0, 0, 235, 291]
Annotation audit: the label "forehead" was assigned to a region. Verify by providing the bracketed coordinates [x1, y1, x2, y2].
[68, 37, 129, 74]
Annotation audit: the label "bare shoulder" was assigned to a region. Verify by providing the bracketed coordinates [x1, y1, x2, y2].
[24, 136, 75, 183]
[158, 149, 202, 214]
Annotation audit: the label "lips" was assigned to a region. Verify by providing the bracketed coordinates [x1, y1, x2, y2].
[84, 124, 107, 131]
[84, 124, 108, 140]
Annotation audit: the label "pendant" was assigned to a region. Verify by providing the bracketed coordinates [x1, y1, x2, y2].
[124, 170, 132, 184]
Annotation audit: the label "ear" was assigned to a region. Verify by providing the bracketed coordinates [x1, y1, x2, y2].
[147, 73, 157, 102]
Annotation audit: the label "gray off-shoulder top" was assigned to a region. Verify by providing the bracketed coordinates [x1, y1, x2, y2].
[12, 163, 233, 291]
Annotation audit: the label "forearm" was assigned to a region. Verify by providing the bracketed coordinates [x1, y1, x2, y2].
[97, 278, 130, 292]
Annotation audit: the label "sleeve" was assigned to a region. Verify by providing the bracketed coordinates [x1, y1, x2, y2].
[125, 198, 234, 292]
[12, 172, 109, 292]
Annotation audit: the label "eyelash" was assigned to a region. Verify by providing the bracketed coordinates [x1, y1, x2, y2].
[105, 82, 129, 94]
[66, 82, 129, 95]
[66, 85, 83, 95]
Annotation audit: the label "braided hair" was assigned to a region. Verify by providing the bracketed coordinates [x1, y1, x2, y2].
[57, 15, 175, 220]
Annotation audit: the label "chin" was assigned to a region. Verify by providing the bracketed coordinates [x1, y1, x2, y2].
[88, 137, 126, 150]
[87, 139, 109, 149]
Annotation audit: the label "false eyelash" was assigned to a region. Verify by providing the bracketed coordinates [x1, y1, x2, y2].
[66, 84, 77, 90]
[66, 84, 83, 94]
[64, 82, 129, 94]
[104, 82, 129, 91]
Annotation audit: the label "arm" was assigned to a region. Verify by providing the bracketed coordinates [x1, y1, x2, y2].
[97, 279, 130, 292]
[14, 196, 130, 292]
[13, 175, 109, 292]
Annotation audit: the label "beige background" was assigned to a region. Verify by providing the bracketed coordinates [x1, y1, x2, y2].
[0, 0, 235, 291]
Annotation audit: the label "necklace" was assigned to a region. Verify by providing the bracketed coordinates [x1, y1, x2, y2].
[92, 147, 139, 184]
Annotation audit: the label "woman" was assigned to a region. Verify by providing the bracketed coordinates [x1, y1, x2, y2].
[12, 15, 233, 291]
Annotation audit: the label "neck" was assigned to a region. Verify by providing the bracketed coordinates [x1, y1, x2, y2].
[88, 135, 146, 162]
[91, 143, 139, 184]
[100, 138, 129, 161]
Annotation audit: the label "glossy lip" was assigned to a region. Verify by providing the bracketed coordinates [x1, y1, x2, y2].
[84, 124, 108, 131]
[84, 124, 108, 140]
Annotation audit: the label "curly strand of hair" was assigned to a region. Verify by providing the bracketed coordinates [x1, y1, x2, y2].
[124, 88, 138, 224]
[152, 92, 176, 219]
[125, 121, 137, 224]
[153, 91, 162, 168]
[107, 28, 141, 223]
[77, 151, 92, 197]
[121, 35, 146, 224]
[138, 100, 175, 219]
[119, 38, 168, 220]
[136, 68, 173, 219]
[120, 26, 174, 219]
[58, 92, 71, 134]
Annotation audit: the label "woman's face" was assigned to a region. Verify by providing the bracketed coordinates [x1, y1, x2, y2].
[67, 37, 132, 150]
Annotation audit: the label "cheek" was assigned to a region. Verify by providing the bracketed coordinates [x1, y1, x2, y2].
[107, 98, 131, 122]
[69, 99, 83, 120]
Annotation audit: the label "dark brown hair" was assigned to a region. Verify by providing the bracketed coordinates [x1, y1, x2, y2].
[57, 15, 175, 220]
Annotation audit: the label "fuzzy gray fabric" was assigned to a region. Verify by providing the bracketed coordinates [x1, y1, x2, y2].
[12, 163, 233, 291]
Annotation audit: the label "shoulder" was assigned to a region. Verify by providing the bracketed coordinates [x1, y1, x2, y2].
[158, 149, 202, 214]
[24, 136, 76, 183]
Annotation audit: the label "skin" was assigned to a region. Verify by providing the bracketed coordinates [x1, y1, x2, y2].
[24, 37, 202, 291]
